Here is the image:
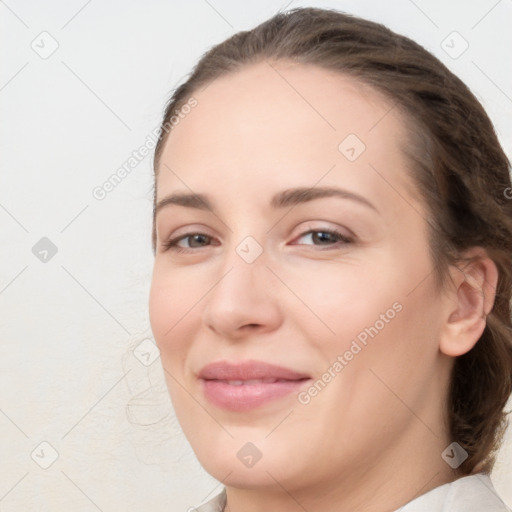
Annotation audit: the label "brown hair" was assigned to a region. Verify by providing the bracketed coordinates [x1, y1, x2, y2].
[151, 7, 512, 475]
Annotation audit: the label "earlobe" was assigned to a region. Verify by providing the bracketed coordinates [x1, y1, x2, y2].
[440, 248, 498, 357]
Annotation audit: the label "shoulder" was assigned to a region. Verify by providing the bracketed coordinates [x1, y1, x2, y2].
[192, 488, 226, 512]
[400, 473, 511, 512]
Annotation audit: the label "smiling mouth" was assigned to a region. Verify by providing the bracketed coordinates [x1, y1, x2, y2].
[198, 360, 311, 411]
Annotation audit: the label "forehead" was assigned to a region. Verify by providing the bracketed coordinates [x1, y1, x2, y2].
[157, 60, 419, 211]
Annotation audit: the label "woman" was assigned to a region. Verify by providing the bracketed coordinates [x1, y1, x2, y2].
[148, 7, 512, 511]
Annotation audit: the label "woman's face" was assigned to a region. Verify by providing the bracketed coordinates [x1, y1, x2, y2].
[149, 61, 453, 492]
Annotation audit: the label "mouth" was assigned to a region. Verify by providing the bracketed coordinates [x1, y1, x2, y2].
[198, 360, 311, 412]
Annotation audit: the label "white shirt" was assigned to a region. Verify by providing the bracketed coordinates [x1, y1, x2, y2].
[193, 473, 511, 511]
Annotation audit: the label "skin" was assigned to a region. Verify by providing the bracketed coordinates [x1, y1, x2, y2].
[149, 60, 498, 512]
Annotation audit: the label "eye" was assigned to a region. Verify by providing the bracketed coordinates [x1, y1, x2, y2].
[291, 228, 352, 249]
[161, 232, 216, 253]
[161, 228, 352, 254]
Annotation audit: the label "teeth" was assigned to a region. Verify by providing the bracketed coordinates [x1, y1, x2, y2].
[224, 378, 280, 385]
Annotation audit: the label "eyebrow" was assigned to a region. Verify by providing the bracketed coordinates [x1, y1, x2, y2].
[155, 186, 379, 216]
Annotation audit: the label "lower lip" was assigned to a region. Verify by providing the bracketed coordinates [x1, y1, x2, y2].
[202, 379, 310, 411]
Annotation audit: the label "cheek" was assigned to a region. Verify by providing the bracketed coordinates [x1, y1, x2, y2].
[148, 267, 199, 359]
[277, 256, 399, 343]
[292, 292, 438, 448]
[149, 276, 198, 411]
[289, 248, 438, 380]
[326, 268, 444, 419]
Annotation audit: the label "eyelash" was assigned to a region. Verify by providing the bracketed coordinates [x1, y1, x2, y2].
[161, 228, 352, 254]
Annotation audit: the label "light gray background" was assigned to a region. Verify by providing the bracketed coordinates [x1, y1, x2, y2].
[1, 0, 511, 510]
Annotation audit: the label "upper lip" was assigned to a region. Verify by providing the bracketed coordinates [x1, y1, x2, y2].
[198, 360, 310, 381]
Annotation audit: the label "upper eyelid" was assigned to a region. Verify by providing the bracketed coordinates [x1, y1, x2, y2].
[166, 220, 351, 239]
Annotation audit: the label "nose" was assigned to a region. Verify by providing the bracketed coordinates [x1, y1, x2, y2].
[202, 251, 283, 339]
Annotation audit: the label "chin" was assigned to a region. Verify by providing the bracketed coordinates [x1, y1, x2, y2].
[185, 429, 315, 492]
[197, 448, 286, 488]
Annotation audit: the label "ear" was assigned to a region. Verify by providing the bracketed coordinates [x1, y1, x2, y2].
[440, 247, 498, 357]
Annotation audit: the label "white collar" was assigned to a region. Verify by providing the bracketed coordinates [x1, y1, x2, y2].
[398, 473, 510, 511]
